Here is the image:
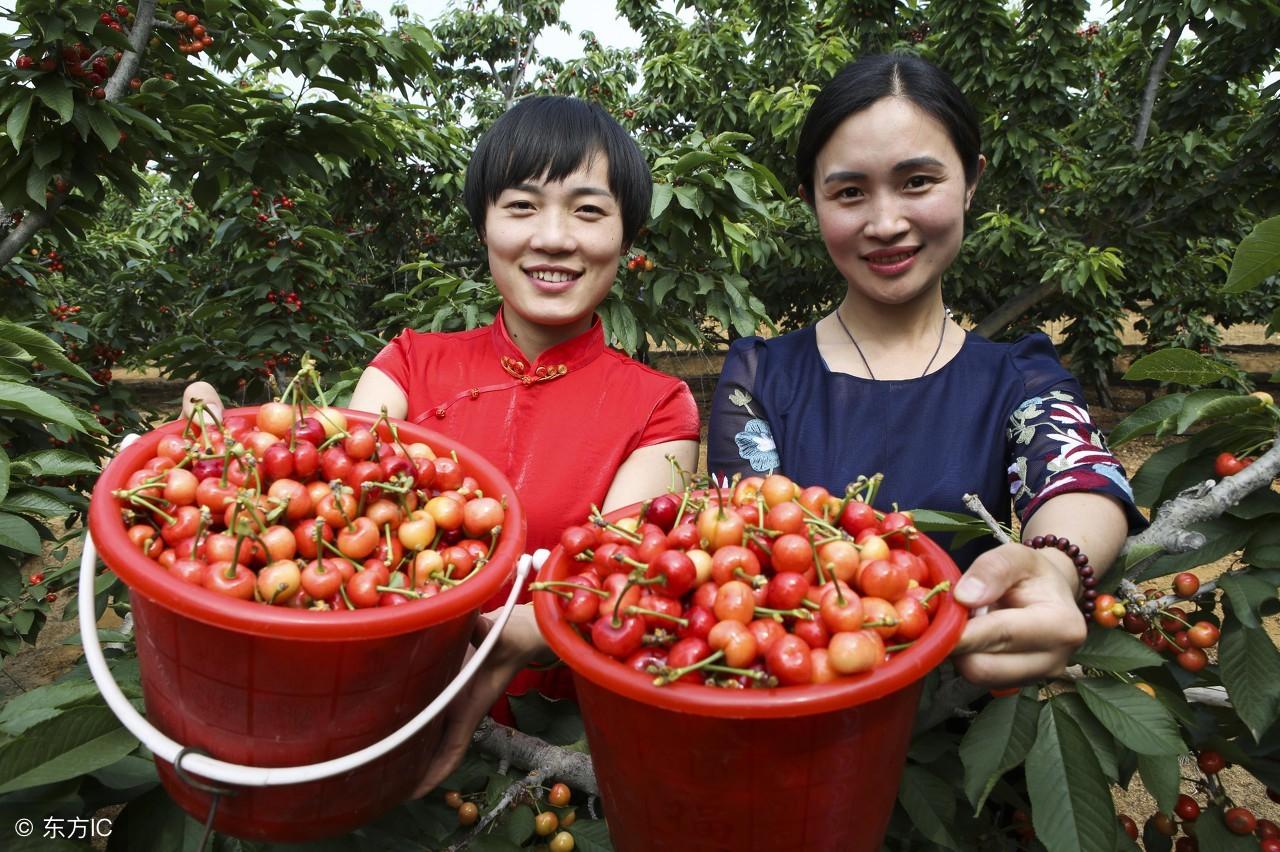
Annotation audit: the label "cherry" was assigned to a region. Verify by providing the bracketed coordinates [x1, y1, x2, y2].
[547, 782, 571, 808]
[1117, 814, 1138, 840]
[1214, 452, 1245, 477]
[1187, 621, 1219, 648]
[1150, 812, 1177, 836]
[1173, 793, 1199, 821]
[1224, 806, 1256, 835]
[457, 802, 479, 826]
[1176, 646, 1208, 672]
[1196, 749, 1225, 775]
[534, 810, 559, 836]
[549, 831, 575, 852]
[1172, 572, 1200, 597]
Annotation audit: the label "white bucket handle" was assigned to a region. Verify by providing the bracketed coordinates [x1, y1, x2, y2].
[80, 434, 543, 788]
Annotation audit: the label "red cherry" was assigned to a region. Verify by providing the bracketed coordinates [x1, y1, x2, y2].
[1224, 806, 1256, 835]
[1173, 794, 1199, 821]
[1196, 750, 1225, 774]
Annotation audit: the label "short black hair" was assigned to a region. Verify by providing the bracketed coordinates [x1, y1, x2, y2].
[463, 96, 652, 247]
[796, 53, 982, 199]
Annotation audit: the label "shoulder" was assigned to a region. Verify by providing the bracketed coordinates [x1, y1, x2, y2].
[598, 349, 693, 396]
[387, 325, 489, 350]
[963, 331, 1074, 393]
[725, 327, 815, 366]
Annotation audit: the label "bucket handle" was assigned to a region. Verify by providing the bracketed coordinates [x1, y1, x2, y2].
[80, 433, 542, 788]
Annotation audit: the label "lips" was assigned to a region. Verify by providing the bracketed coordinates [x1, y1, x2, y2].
[525, 267, 582, 294]
[862, 247, 919, 276]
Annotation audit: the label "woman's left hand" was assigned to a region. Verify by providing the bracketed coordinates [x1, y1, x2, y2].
[949, 542, 1088, 687]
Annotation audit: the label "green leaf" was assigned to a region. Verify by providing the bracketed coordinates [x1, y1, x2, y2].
[91, 753, 159, 790]
[12, 449, 98, 477]
[1217, 572, 1277, 628]
[507, 693, 585, 747]
[1075, 678, 1185, 755]
[897, 763, 960, 849]
[85, 107, 120, 152]
[960, 690, 1040, 812]
[1070, 627, 1164, 671]
[669, 150, 717, 176]
[1218, 614, 1280, 740]
[0, 512, 41, 553]
[0, 680, 103, 735]
[0, 381, 85, 431]
[2, 487, 76, 518]
[1054, 692, 1120, 781]
[1174, 389, 1258, 433]
[0, 446, 8, 505]
[567, 818, 613, 852]
[0, 706, 139, 793]
[1136, 753, 1180, 816]
[1130, 440, 1196, 508]
[1224, 214, 1280, 293]
[1123, 349, 1233, 386]
[6, 95, 32, 152]
[649, 182, 673, 219]
[1026, 700, 1117, 852]
[34, 77, 75, 123]
[503, 804, 535, 845]
[1108, 394, 1185, 446]
[1245, 523, 1280, 569]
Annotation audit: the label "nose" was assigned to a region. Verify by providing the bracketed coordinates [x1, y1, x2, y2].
[528, 209, 576, 254]
[862, 194, 909, 242]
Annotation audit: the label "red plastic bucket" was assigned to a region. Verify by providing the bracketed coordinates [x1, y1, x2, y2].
[533, 500, 967, 852]
[87, 408, 526, 842]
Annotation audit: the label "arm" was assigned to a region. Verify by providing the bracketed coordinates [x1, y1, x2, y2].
[602, 439, 699, 512]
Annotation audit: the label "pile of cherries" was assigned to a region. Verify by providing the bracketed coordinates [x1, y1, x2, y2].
[536, 473, 951, 688]
[113, 399, 506, 610]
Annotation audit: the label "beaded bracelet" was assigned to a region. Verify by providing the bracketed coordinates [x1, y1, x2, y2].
[1026, 534, 1097, 620]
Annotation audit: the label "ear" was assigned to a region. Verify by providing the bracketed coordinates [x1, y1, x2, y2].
[965, 155, 988, 210]
[797, 184, 813, 206]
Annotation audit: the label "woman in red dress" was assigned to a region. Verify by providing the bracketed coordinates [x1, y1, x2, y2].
[184, 96, 700, 794]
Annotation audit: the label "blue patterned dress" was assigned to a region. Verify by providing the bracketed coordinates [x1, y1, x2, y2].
[707, 328, 1144, 567]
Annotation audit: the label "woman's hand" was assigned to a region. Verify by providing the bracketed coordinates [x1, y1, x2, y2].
[180, 380, 225, 424]
[950, 542, 1088, 687]
[410, 599, 553, 799]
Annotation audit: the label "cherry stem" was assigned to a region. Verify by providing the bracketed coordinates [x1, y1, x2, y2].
[653, 649, 725, 686]
[754, 605, 813, 621]
[376, 585, 421, 599]
[863, 617, 899, 629]
[624, 606, 688, 628]
[807, 527, 831, 590]
[116, 493, 176, 526]
[702, 663, 776, 685]
[529, 581, 608, 597]
[588, 506, 642, 543]
[886, 641, 914, 653]
[672, 487, 692, 529]
[734, 568, 767, 588]
[920, 580, 951, 604]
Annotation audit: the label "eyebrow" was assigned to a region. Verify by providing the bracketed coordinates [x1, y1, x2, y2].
[509, 182, 615, 200]
[822, 156, 947, 185]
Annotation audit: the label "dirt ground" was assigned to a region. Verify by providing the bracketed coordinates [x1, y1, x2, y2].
[4, 318, 1278, 839]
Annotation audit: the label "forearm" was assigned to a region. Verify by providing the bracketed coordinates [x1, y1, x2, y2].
[1020, 492, 1130, 593]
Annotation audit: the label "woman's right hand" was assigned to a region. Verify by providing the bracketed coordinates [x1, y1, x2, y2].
[180, 381, 225, 424]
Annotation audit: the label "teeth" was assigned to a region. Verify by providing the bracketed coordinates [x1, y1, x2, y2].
[530, 270, 575, 283]
[872, 253, 914, 264]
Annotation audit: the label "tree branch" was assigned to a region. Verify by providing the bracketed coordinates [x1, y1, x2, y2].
[1122, 430, 1280, 556]
[105, 0, 157, 101]
[970, 279, 1061, 340]
[473, 717, 598, 795]
[444, 767, 550, 852]
[0, 196, 65, 268]
[1133, 20, 1184, 151]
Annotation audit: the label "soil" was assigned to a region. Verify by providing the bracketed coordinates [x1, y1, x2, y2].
[4, 319, 1278, 837]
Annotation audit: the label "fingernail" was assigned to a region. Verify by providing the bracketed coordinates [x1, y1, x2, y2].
[955, 577, 985, 601]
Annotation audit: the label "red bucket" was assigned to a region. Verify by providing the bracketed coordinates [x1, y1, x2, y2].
[87, 408, 526, 842]
[533, 500, 966, 852]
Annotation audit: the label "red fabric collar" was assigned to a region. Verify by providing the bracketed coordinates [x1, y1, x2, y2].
[490, 308, 606, 380]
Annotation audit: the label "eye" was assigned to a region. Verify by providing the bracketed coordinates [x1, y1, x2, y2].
[905, 175, 937, 190]
[577, 204, 607, 216]
[836, 186, 863, 200]
[505, 199, 535, 211]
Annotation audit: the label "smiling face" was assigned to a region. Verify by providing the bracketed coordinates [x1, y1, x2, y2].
[483, 153, 625, 350]
[811, 96, 983, 310]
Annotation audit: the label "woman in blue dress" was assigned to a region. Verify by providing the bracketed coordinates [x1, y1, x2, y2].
[708, 53, 1144, 687]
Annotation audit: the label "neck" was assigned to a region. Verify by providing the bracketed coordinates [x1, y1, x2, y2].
[501, 304, 594, 361]
[836, 290, 948, 345]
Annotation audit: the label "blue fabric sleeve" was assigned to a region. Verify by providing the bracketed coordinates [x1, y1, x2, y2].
[707, 338, 780, 482]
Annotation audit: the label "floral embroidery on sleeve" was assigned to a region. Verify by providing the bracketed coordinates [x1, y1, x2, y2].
[1007, 389, 1135, 518]
[728, 388, 778, 473]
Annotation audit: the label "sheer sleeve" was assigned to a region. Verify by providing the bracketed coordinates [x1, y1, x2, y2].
[1005, 336, 1146, 531]
[708, 338, 779, 482]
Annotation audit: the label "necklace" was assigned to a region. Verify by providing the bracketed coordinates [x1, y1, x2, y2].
[834, 306, 952, 380]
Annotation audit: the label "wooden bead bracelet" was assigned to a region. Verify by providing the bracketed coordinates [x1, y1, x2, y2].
[1026, 534, 1097, 620]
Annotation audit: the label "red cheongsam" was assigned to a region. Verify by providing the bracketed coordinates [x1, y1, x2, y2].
[369, 311, 699, 722]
